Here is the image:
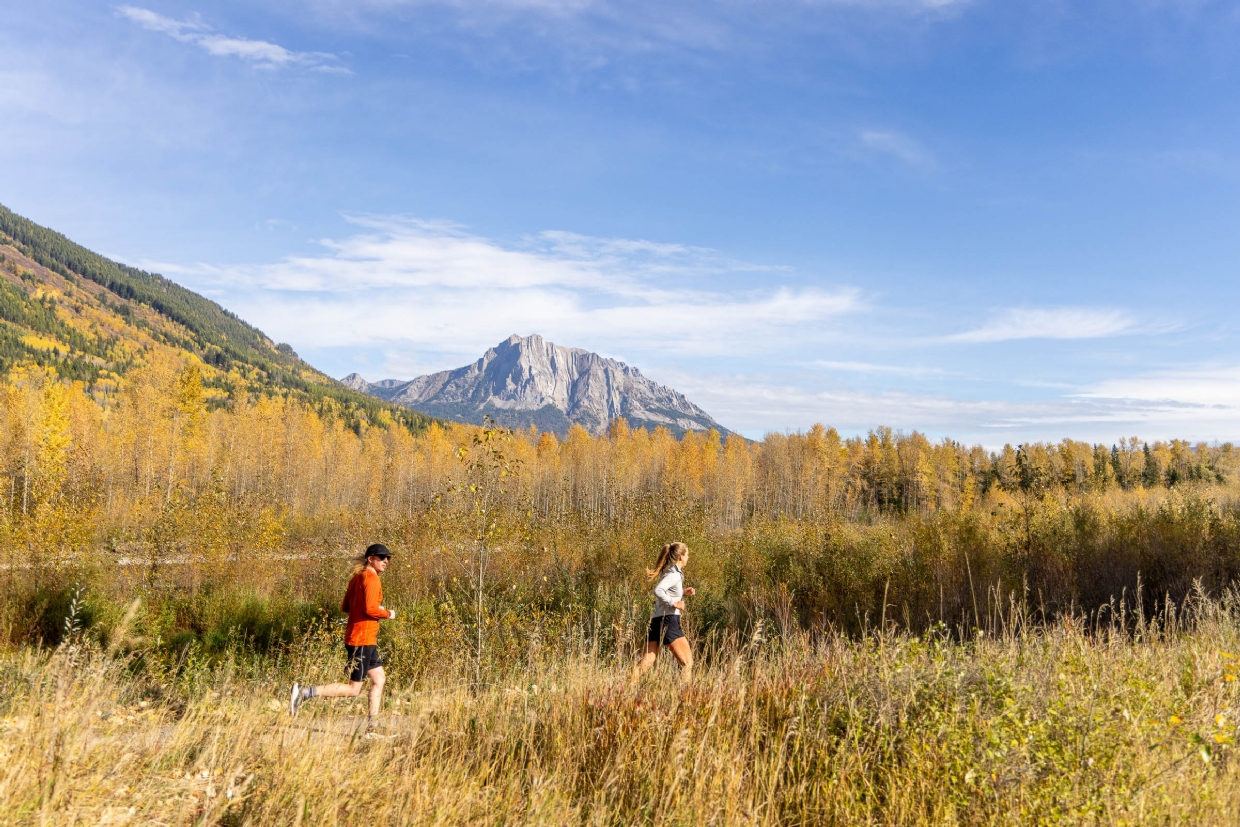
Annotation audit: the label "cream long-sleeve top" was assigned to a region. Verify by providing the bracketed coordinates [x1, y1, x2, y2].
[651, 565, 684, 618]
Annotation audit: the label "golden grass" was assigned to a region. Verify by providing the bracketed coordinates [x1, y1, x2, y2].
[5, 596, 1240, 826]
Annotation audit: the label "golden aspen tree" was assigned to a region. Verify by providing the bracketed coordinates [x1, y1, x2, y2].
[166, 363, 206, 500]
[33, 376, 71, 510]
[720, 433, 753, 529]
[4, 367, 45, 519]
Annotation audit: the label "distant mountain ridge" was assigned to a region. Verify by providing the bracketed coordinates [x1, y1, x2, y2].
[343, 334, 729, 437]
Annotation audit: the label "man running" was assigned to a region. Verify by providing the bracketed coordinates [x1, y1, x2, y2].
[290, 543, 396, 727]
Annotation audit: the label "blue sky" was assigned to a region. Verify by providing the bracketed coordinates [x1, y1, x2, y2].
[3, 0, 1240, 443]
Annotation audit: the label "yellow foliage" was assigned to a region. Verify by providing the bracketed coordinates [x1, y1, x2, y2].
[0, 352, 1235, 580]
[19, 333, 61, 352]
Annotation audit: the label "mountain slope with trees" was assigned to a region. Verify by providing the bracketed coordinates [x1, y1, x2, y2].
[0, 203, 433, 432]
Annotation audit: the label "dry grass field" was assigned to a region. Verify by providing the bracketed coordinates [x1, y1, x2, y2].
[5, 592, 1240, 826]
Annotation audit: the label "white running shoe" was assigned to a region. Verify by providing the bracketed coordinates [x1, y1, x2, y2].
[289, 682, 303, 716]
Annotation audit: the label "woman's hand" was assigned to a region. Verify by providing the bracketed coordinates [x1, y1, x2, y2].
[673, 600, 686, 610]
[684, 587, 695, 597]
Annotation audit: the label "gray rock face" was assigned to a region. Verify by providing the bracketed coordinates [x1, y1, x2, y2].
[341, 334, 729, 437]
[339, 373, 372, 393]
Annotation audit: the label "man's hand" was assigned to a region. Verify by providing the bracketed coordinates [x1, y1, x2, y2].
[673, 601, 686, 610]
[684, 587, 696, 597]
[387, 608, 396, 620]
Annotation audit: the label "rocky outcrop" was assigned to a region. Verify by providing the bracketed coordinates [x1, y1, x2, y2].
[342, 334, 729, 437]
[339, 373, 372, 393]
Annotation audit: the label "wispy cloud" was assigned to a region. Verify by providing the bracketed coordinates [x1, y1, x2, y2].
[0, 69, 90, 124]
[310, 0, 975, 61]
[948, 307, 1138, 343]
[115, 6, 348, 72]
[857, 129, 937, 170]
[805, 360, 947, 377]
[424, 0, 599, 13]
[149, 216, 861, 368]
[818, 0, 973, 14]
[665, 365, 1240, 445]
[347, 0, 971, 22]
[114, 5, 208, 39]
[1085, 366, 1240, 408]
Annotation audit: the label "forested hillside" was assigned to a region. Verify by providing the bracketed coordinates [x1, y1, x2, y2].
[0, 203, 432, 432]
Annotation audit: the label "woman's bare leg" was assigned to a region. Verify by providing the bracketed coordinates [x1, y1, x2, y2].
[668, 637, 693, 684]
[631, 641, 660, 682]
[314, 680, 365, 698]
[303, 670, 383, 719]
[366, 666, 386, 718]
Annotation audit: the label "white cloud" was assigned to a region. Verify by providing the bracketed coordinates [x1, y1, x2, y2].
[343, 0, 969, 20]
[817, 0, 972, 16]
[434, 0, 598, 13]
[0, 70, 90, 124]
[151, 217, 862, 366]
[114, 5, 208, 40]
[115, 6, 346, 71]
[857, 129, 937, 170]
[301, 0, 974, 62]
[1085, 366, 1240, 409]
[661, 367, 1064, 441]
[949, 307, 1138, 343]
[197, 35, 296, 66]
[806, 360, 947, 377]
[664, 367, 1240, 446]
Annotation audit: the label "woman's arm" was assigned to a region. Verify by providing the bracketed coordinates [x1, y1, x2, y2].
[652, 570, 680, 606]
[363, 573, 392, 620]
[674, 585, 694, 608]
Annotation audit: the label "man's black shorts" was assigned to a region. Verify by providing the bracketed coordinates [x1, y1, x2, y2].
[345, 644, 384, 681]
[647, 615, 685, 646]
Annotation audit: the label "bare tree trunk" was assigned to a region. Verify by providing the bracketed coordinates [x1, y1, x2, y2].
[145, 430, 153, 499]
[167, 415, 180, 502]
[22, 414, 31, 516]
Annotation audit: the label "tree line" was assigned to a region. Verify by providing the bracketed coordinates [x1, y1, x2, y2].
[2, 354, 1233, 562]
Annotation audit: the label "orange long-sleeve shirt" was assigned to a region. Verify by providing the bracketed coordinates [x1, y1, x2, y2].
[342, 568, 388, 646]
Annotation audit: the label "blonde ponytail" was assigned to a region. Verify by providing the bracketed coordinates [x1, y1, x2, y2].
[646, 542, 688, 584]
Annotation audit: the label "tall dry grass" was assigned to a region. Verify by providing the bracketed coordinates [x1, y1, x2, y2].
[5, 591, 1240, 825]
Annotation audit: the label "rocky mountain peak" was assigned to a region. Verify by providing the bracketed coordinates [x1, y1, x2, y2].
[339, 373, 371, 392]
[342, 335, 727, 438]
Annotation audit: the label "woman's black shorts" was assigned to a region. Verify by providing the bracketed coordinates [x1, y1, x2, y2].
[345, 644, 384, 681]
[647, 615, 685, 646]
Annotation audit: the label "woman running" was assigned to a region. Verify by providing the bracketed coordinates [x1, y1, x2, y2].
[632, 542, 695, 685]
[290, 543, 396, 726]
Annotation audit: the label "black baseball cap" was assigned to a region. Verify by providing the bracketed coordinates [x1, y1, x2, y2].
[365, 543, 392, 559]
